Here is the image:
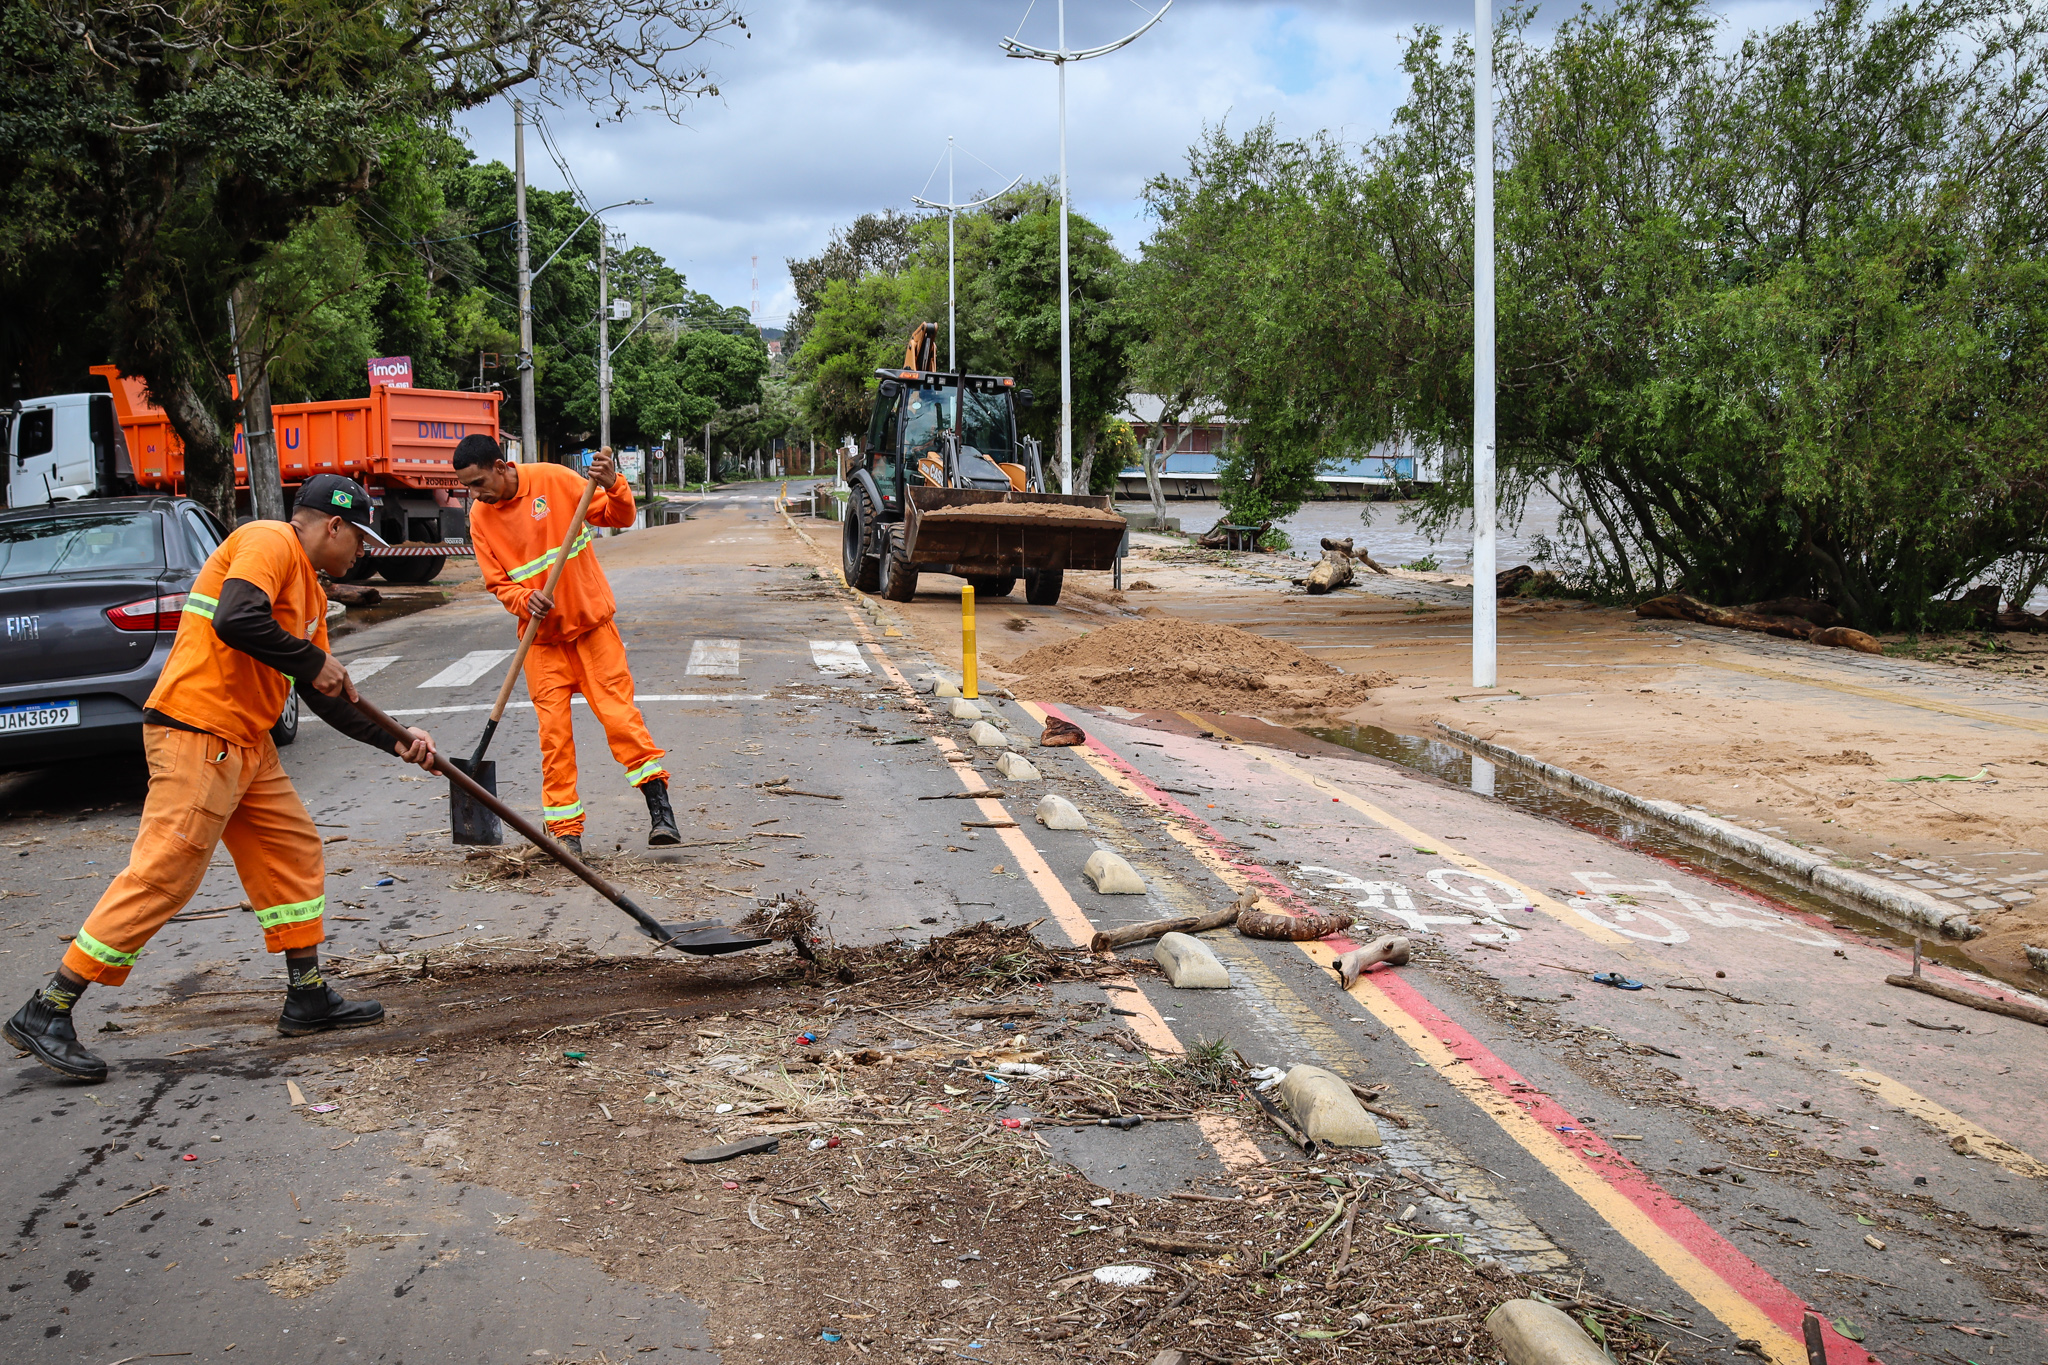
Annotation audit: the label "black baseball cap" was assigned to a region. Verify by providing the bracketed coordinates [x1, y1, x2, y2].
[294, 474, 388, 544]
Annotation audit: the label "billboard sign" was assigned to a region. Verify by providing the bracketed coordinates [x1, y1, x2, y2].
[367, 356, 413, 389]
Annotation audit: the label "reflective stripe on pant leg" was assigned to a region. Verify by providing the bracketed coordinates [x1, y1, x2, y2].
[221, 736, 329, 955]
[527, 640, 585, 836]
[65, 726, 243, 986]
[570, 622, 666, 787]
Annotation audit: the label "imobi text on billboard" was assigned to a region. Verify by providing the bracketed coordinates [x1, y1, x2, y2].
[367, 356, 413, 388]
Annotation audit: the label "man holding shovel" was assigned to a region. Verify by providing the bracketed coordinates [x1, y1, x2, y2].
[452, 436, 679, 855]
[4, 475, 438, 1082]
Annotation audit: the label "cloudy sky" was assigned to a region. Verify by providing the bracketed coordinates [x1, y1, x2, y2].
[456, 0, 1797, 329]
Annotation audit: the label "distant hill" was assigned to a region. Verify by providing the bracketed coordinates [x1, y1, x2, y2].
[757, 326, 785, 341]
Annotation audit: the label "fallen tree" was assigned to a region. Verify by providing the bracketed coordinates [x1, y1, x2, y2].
[1635, 593, 1883, 653]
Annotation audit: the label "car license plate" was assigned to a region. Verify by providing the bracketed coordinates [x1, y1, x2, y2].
[0, 700, 80, 733]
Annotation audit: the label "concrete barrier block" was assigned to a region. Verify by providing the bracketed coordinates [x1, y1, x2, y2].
[1082, 850, 1146, 894]
[1275, 1064, 1382, 1147]
[1484, 1299, 1609, 1365]
[996, 753, 1041, 781]
[1035, 794, 1087, 829]
[949, 696, 982, 721]
[934, 677, 962, 698]
[1154, 932, 1231, 988]
[968, 721, 1009, 748]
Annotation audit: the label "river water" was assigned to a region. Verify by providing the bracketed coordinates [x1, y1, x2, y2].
[1117, 492, 1567, 571]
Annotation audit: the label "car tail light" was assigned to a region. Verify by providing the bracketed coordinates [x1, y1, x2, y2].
[105, 592, 188, 632]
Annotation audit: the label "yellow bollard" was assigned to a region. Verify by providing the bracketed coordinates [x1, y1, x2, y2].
[961, 584, 979, 699]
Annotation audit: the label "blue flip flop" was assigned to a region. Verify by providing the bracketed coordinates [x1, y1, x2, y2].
[1592, 972, 1645, 990]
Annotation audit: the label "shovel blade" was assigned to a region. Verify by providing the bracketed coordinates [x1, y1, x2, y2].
[449, 758, 503, 846]
[639, 919, 775, 956]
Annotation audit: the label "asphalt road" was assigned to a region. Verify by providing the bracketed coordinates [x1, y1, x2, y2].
[0, 482, 2040, 1364]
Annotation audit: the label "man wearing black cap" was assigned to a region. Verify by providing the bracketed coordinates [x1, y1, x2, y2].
[3, 476, 439, 1083]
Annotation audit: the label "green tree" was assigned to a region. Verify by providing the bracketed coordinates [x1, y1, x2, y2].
[0, 0, 745, 524]
[1132, 0, 2048, 624]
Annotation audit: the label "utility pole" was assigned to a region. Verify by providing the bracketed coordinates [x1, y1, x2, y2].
[226, 284, 284, 521]
[515, 99, 536, 464]
[598, 226, 611, 453]
[1472, 0, 1497, 688]
[1002, 1, 1171, 496]
[913, 139, 1020, 374]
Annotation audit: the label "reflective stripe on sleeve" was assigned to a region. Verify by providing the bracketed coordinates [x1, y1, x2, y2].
[184, 592, 219, 621]
[254, 895, 325, 930]
[507, 528, 596, 583]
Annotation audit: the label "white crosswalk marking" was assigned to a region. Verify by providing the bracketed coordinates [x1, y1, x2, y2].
[808, 640, 870, 675]
[419, 649, 514, 688]
[687, 639, 741, 675]
[344, 656, 400, 682]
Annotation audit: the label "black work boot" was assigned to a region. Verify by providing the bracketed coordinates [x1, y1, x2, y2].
[5, 983, 108, 1082]
[556, 833, 585, 859]
[643, 778, 681, 847]
[278, 974, 385, 1038]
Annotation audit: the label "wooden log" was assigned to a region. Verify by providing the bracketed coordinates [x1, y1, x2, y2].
[1237, 908, 1356, 941]
[323, 581, 383, 607]
[1885, 973, 2048, 1028]
[1304, 554, 1355, 595]
[1091, 904, 1241, 955]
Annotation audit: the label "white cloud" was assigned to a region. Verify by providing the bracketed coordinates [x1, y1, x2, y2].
[454, 0, 1820, 327]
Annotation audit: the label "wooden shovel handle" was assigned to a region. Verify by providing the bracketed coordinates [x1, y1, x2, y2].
[481, 462, 609, 727]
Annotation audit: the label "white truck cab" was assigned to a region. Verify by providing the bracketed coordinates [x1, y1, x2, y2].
[3, 392, 134, 507]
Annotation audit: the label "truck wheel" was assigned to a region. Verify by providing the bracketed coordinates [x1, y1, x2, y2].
[966, 575, 1016, 599]
[378, 556, 445, 585]
[880, 537, 919, 603]
[1024, 568, 1064, 606]
[339, 556, 379, 584]
[842, 490, 882, 592]
[270, 689, 300, 748]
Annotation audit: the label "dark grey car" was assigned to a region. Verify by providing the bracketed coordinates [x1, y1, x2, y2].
[0, 496, 282, 768]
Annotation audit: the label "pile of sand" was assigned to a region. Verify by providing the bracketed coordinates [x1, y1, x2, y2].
[998, 616, 1392, 714]
[919, 502, 1122, 522]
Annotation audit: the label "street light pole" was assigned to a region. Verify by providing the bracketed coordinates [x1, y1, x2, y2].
[598, 226, 611, 453]
[515, 100, 536, 463]
[913, 140, 1022, 374]
[1002, 0, 1171, 497]
[1472, 0, 1497, 688]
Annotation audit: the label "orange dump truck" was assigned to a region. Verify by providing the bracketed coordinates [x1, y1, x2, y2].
[90, 367, 500, 584]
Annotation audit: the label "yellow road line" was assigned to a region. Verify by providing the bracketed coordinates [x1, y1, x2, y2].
[1841, 1067, 2048, 1178]
[1324, 938, 1805, 1365]
[1701, 657, 2048, 736]
[790, 512, 1184, 1060]
[1181, 712, 1630, 949]
[1021, 701, 1840, 1364]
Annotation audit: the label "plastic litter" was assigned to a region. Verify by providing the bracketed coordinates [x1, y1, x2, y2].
[821, 1333, 842, 1343]
[562, 1050, 586, 1061]
[373, 877, 395, 887]
[1592, 972, 1645, 990]
[809, 1137, 829, 1151]
[797, 1032, 818, 1045]
[1092, 1265, 1154, 1287]
[940, 1278, 962, 1289]
[1248, 1065, 1286, 1092]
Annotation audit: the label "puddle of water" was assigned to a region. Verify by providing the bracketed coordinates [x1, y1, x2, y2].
[1299, 721, 2005, 984]
[329, 594, 449, 641]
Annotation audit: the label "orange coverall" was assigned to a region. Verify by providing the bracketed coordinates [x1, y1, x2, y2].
[470, 461, 667, 836]
[66, 523, 330, 986]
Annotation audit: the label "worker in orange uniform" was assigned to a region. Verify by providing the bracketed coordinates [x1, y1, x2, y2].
[452, 436, 679, 856]
[4, 476, 438, 1083]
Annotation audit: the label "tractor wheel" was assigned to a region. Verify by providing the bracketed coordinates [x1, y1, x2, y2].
[966, 574, 1016, 599]
[378, 555, 446, 585]
[1023, 568, 1064, 606]
[842, 489, 882, 592]
[880, 538, 919, 603]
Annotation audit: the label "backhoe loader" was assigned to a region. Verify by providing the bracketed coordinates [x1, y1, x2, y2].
[840, 324, 1127, 606]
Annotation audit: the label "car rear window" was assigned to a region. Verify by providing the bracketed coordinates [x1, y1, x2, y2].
[0, 512, 163, 579]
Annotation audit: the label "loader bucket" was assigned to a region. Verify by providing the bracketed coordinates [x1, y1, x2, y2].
[903, 488, 1127, 576]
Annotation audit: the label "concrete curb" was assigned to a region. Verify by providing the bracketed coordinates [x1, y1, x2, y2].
[1431, 723, 1983, 941]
